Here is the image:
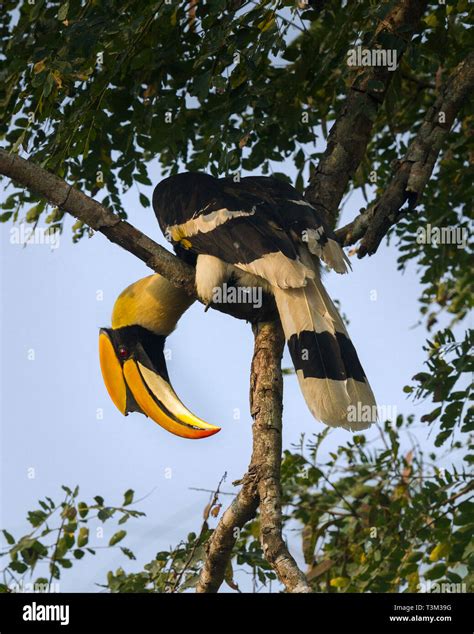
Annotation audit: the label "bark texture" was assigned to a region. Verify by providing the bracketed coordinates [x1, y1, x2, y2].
[336, 51, 474, 256]
[304, 0, 428, 227]
[250, 322, 310, 593]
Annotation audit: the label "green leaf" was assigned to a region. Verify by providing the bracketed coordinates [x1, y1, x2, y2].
[77, 527, 89, 548]
[109, 530, 126, 546]
[120, 547, 136, 560]
[429, 542, 450, 562]
[27, 510, 47, 527]
[139, 194, 150, 208]
[425, 563, 446, 580]
[230, 66, 247, 90]
[58, 558, 72, 568]
[424, 13, 439, 28]
[257, 11, 275, 32]
[330, 576, 350, 588]
[34, 578, 50, 591]
[64, 522, 77, 534]
[57, 1, 69, 21]
[10, 561, 28, 573]
[421, 407, 442, 423]
[78, 502, 88, 518]
[192, 70, 212, 101]
[212, 76, 227, 92]
[123, 489, 134, 506]
[98, 508, 114, 522]
[2, 530, 15, 545]
[43, 73, 55, 98]
[11, 130, 26, 153]
[134, 173, 152, 186]
[179, 573, 200, 590]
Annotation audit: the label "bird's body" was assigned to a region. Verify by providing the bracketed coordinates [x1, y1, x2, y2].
[152, 172, 377, 431]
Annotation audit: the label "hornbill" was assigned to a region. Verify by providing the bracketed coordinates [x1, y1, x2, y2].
[99, 172, 377, 439]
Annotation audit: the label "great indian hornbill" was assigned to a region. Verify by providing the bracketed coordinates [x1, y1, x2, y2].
[99, 172, 377, 439]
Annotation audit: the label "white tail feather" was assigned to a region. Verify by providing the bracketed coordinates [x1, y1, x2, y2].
[273, 272, 376, 431]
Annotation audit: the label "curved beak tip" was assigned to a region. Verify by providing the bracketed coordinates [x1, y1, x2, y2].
[99, 331, 221, 440]
[123, 358, 221, 440]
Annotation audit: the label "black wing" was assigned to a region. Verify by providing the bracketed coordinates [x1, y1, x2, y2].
[152, 172, 349, 278]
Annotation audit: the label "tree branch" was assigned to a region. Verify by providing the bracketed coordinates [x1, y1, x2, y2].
[336, 51, 474, 257]
[197, 321, 310, 593]
[0, 149, 276, 323]
[195, 472, 259, 593]
[250, 321, 310, 593]
[304, 0, 428, 227]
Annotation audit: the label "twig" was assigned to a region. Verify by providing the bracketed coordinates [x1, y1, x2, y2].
[189, 487, 236, 496]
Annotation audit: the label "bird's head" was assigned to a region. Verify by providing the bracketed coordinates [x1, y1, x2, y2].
[99, 274, 220, 439]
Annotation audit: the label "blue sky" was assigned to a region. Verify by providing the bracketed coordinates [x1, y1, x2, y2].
[0, 160, 447, 592]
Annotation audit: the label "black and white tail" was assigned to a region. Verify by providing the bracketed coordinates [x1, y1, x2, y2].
[272, 266, 377, 431]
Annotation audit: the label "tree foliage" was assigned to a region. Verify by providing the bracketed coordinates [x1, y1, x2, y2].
[0, 0, 472, 593]
[2, 418, 473, 593]
[1, 1, 471, 226]
[0, 485, 145, 592]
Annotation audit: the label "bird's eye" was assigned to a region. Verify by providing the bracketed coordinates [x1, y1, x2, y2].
[118, 345, 129, 360]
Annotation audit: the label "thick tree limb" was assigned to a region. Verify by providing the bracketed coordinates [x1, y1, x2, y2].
[336, 51, 474, 257]
[250, 322, 310, 593]
[304, 0, 428, 226]
[197, 321, 310, 593]
[0, 149, 194, 284]
[0, 149, 276, 322]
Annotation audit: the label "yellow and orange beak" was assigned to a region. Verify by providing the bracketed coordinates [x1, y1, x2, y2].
[99, 328, 220, 440]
